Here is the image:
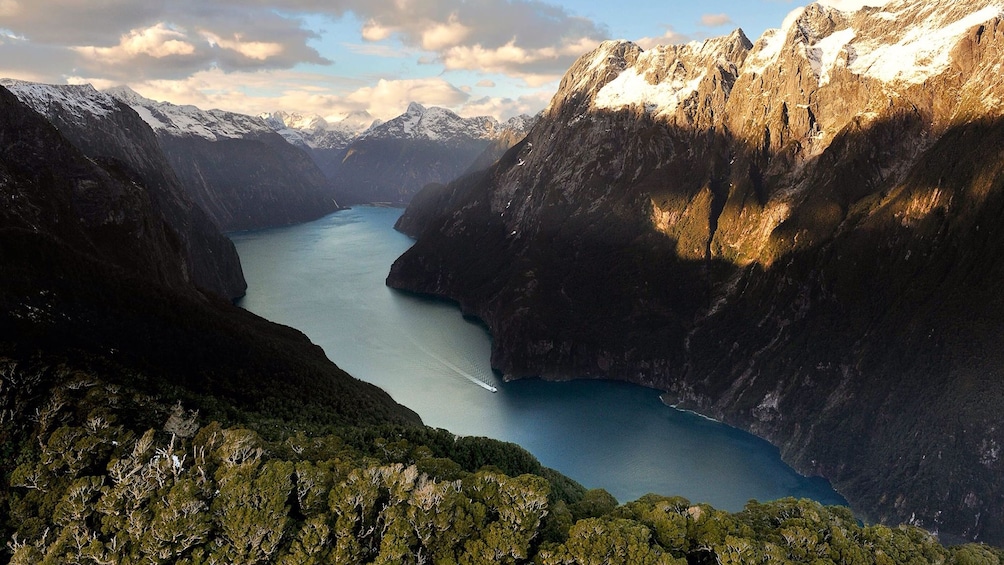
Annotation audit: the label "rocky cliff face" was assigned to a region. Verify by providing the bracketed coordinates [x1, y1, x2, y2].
[389, 0, 1004, 543]
[108, 88, 340, 232]
[329, 103, 534, 205]
[2, 80, 246, 300]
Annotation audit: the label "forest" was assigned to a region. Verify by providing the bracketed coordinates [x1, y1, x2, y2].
[3, 354, 1003, 565]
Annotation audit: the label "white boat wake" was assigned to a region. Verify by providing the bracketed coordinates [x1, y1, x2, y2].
[407, 335, 498, 392]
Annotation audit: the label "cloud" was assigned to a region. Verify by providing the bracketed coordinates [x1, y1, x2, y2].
[1, 0, 327, 79]
[458, 91, 552, 120]
[80, 68, 469, 121]
[636, 27, 689, 50]
[476, 79, 496, 88]
[440, 36, 601, 86]
[0, 0, 604, 119]
[1, 0, 605, 84]
[420, 13, 470, 51]
[700, 13, 734, 27]
[202, 32, 285, 61]
[343, 77, 470, 117]
[72, 24, 197, 66]
[340, 0, 606, 82]
[0, 0, 19, 17]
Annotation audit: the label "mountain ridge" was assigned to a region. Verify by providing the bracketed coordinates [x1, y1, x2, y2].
[389, 0, 1004, 544]
[105, 86, 341, 232]
[1, 79, 247, 300]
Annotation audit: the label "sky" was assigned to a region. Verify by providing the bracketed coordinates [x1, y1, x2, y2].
[0, 0, 832, 123]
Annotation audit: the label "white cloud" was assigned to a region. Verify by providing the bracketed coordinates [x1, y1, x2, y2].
[476, 79, 496, 88]
[441, 36, 600, 86]
[361, 19, 396, 42]
[202, 32, 284, 61]
[420, 13, 470, 51]
[636, 27, 689, 50]
[349, 0, 605, 81]
[700, 13, 734, 27]
[344, 77, 469, 118]
[458, 90, 553, 120]
[0, 0, 19, 18]
[73, 24, 196, 65]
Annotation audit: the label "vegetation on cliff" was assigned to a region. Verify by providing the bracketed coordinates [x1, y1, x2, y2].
[4, 358, 1003, 565]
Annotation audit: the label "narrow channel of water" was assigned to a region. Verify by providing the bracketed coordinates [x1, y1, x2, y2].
[231, 206, 845, 509]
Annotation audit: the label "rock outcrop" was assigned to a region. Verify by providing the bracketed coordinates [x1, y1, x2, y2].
[389, 0, 1004, 543]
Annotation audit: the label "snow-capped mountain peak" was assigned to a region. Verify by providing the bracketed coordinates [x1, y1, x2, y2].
[104, 87, 273, 141]
[260, 109, 375, 150]
[359, 102, 507, 142]
[748, 0, 1004, 86]
[1, 79, 120, 121]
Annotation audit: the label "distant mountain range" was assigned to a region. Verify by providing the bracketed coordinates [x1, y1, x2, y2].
[262, 102, 536, 205]
[2, 78, 531, 233]
[389, 0, 1004, 544]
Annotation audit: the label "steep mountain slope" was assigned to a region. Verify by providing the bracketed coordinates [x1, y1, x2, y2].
[330, 103, 534, 205]
[107, 87, 340, 231]
[2, 80, 246, 300]
[3, 83, 1000, 565]
[389, 0, 1004, 544]
[0, 82, 418, 419]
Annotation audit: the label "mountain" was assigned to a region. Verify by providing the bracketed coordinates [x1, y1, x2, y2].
[2, 80, 1000, 565]
[268, 102, 535, 205]
[106, 87, 340, 232]
[260, 109, 375, 151]
[0, 80, 418, 422]
[1, 80, 246, 300]
[389, 0, 1004, 544]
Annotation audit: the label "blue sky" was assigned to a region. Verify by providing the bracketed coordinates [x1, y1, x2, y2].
[0, 0, 810, 122]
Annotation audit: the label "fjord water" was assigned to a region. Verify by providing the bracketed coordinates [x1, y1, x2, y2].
[231, 207, 845, 509]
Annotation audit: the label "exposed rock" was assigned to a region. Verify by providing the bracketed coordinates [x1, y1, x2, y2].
[389, 0, 1004, 543]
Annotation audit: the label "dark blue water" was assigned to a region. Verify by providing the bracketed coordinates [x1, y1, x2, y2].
[231, 206, 845, 509]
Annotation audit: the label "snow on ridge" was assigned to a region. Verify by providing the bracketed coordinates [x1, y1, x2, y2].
[745, 7, 807, 76]
[848, 2, 1004, 85]
[743, 0, 1004, 86]
[594, 63, 705, 117]
[591, 42, 716, 117]
[2, 79, 118, 120]
[359, 103, 503, 142]
[807, 28, 857, 85]
[106, 89, 272, 141]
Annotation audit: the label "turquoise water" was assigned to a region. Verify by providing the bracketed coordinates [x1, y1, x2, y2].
[231, 206, 845, 509]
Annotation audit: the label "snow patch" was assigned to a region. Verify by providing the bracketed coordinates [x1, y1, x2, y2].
[849, 4, 1004, 84]
[105, 87, 273, 141]
[593, 48, 706, 117]
[129, 104, 167, 131]
[1, 79, 118, 120]
[807, 28, 857, 85]
[746, 7, 806, 75]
